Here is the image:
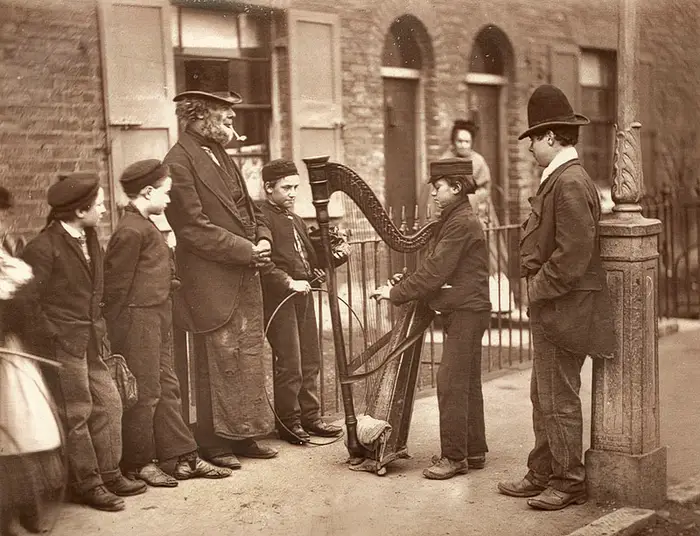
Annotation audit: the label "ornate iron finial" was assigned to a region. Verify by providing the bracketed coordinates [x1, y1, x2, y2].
[611, 121, 644, 213]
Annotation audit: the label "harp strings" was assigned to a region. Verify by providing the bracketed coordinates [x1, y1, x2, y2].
[337, 192, 393, 411]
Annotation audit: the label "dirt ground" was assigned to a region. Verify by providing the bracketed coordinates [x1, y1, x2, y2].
[639, 502, 700, 536]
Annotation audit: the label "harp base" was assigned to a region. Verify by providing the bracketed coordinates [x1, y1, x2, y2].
[346, 448, 410, 476]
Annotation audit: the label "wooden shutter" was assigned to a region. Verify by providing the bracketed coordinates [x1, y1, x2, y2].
[97, 0, 177, 225]
[550, 44, 581, 112]
[288, 10, 343, 218]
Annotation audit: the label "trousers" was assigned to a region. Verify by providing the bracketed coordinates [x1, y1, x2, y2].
[265, 291, 321, 427]
[113, 301, 197, 469]
[436, 309, 490, 461]
[44, 335, 123, 494]
[526, 320, 587, 493]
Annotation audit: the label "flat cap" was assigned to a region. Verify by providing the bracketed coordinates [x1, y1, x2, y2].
[120, 159, 169, 195]
[262, 159, 299, 184]
[173, 90, 243, 106]
[47, 172, 100, 212]
[429, 158, 473, 182]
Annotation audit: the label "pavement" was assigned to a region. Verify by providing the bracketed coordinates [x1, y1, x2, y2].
[34, 322, 700, 536]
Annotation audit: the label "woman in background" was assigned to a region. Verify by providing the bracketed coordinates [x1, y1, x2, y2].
[442, 119, 495, 224]
[443, 119, 512, 313]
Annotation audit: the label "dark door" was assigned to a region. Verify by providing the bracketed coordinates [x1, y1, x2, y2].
[469, 84, 503, 221]
[384, 77, 418, 228]
[384, 77, 418, 273]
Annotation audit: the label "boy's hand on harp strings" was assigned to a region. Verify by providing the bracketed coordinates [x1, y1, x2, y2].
[370, 284, 392, 301]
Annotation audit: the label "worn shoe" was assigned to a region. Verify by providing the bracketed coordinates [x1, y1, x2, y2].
[527, 487, 587, 510]
[431, 453, 485, 470]
[279, 423, 311, 445]
[73, 485, 125, 512]
[497, 477, 547, 498]
[303, 420, 343, 437]
[130, 462, 178, 488]
[173, 457, 232, 480]
[230, 439, 279, 459]
[467, 454, 486, 470]
[207, 454, 242, 470]
[423, 457, 469, 480]
[104, 475, 147, 497]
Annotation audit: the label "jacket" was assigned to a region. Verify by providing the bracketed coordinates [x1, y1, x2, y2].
[389, 198, 491, 313]
[103, 204, 174, 324]
[520, 159, 615, 357]
[20, 221, 106, 358]
[257, 200, 319, 298]
[163, 130, 272, 333]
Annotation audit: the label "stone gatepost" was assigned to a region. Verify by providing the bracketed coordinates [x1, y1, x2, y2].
[584, 0, 667, 508]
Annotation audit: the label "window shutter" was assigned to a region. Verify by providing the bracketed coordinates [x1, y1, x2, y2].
[97, 0, 177, 221]
[287, 10, 343, 218]
[550, 44, 581, 111]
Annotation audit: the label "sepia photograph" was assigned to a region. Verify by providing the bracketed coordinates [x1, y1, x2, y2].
[0, 0, 699, 534]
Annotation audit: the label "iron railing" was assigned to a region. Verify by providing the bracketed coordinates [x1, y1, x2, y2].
[313, 215, 533, 416]
[642, 189, 700, 319]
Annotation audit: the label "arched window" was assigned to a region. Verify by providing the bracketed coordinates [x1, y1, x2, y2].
[469, 25, 506, 75]
[382, 16, 423, 69]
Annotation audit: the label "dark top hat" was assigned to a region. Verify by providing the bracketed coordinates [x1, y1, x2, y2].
[173, 90, 243, 106]
[518, 84, 590, 140]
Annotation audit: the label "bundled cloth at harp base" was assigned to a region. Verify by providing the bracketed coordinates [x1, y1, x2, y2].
[345, 415, 392, 457]
[0, 248, 64, 510]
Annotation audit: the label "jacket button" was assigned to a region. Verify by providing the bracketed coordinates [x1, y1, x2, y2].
[99, 302, 105, 308]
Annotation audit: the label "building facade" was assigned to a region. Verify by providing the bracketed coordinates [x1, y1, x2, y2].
[1, 0, 698, 237]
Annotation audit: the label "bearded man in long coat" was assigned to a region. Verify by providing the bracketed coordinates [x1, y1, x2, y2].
[164, 90, 277, 469]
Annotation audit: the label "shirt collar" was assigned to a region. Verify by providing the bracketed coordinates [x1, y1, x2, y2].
[60, 220, 85, 239]
[540, 146, 579, 184]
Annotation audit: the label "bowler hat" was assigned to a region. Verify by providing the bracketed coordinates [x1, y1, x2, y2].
[518, 84, 590, 140]
[120, 159, 169, 195]
[47, 172, 100, 212]
[173, 90, 243, 106]
[262, 159, 298, 185]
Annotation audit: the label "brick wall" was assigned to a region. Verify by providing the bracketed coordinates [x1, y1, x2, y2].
[0, 0, 109, 239]
[274, 0, 699, 221]
[1, 0, 698, 239]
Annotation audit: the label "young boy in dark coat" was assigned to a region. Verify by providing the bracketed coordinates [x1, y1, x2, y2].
[372, 158, 491, 480]
[104, 159, 231, 487]
[20, 173, 147, 511]
[258, 159, 344, 444]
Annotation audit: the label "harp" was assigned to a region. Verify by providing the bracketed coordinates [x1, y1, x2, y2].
[304, 155, 436, 475]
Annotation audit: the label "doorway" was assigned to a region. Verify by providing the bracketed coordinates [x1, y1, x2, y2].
[383, 76, 419, 228]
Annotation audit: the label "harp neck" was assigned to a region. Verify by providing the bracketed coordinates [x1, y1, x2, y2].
[320, 162, 436, 252]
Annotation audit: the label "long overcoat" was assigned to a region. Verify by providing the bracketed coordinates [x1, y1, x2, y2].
[163, 131, 272, 333]
[520, 159, 615, 357]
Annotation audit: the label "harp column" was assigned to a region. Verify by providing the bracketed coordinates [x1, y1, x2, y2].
[303, 155, 364, 458]
[585, 0, 666, 508]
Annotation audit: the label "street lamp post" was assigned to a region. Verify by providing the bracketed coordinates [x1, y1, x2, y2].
[585, 0, 667, 508]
